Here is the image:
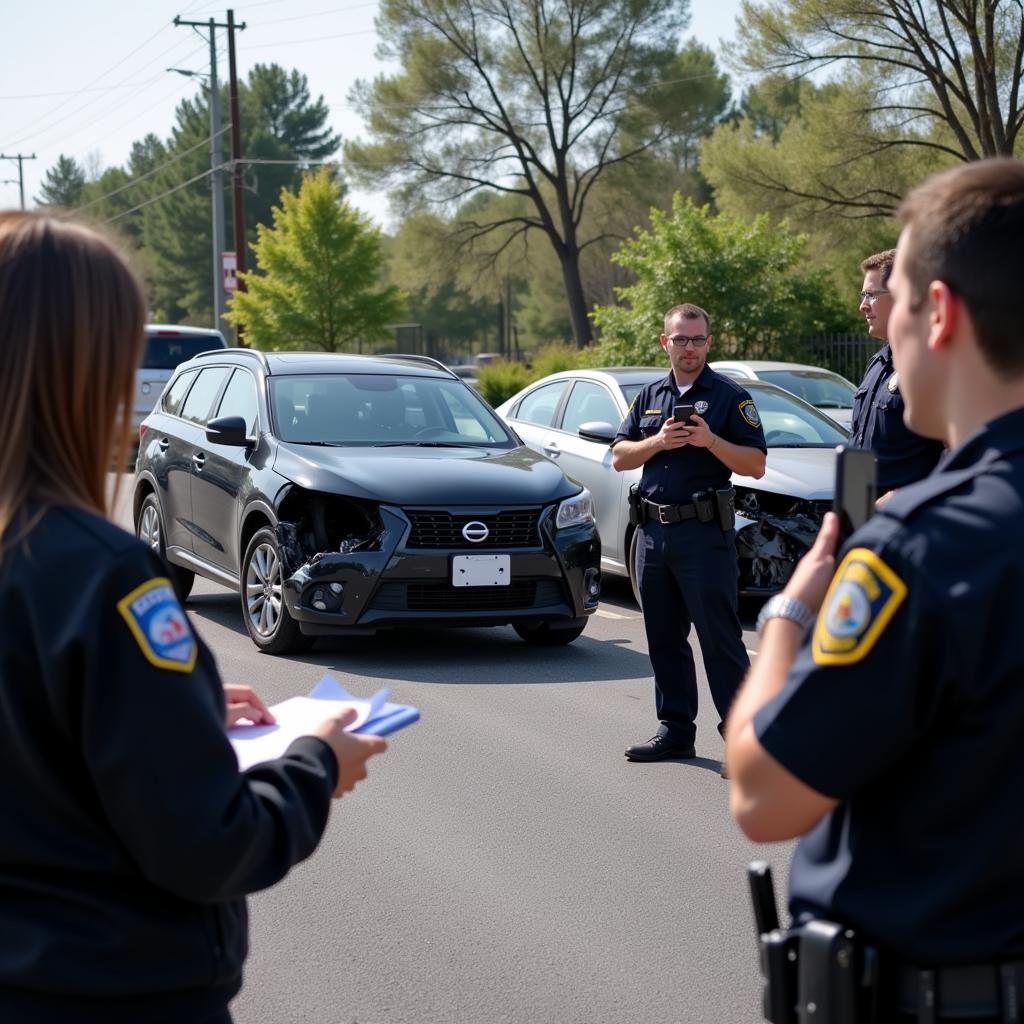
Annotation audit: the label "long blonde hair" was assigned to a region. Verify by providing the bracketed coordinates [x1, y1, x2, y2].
[0, 211, 146, 547]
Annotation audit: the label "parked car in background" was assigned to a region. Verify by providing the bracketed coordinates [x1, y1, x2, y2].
[134, 324, 227, 434]
[134, 351, 600, 654]
[709, 360, 857, 428]
[496, 368, 848, 603]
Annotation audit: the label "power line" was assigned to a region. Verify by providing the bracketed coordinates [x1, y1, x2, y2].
[103, 164, 220, 223]
[76, 126, 232, 211]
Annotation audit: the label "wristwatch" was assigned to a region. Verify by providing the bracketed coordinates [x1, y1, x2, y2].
[755, 594, 816, 634]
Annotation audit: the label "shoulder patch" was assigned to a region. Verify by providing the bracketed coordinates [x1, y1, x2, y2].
[812, 548, 907, 666]
[739, 399, 761, 428]
[117, 578, 197, 673]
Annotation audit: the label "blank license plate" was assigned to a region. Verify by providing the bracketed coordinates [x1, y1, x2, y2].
[452, 554, 511, 587]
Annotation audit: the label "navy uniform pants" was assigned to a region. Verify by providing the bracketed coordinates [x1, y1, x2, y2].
[636, 517, 749, 744]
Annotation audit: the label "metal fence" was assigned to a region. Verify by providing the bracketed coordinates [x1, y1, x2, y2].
[785, 333, 880, 384]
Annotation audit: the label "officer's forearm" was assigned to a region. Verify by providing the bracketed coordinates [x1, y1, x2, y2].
[726, 620, 838, 842]
[708, 436, 766, 478]
[612, 436, 661, 471]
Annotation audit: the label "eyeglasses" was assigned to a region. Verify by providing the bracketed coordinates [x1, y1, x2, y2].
[667, 334, 709, 348]
[859, 289, 889, 302]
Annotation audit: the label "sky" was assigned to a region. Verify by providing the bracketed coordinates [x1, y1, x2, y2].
[0, 0, 744, 228]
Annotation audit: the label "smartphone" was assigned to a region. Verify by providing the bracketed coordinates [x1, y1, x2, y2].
[673, 401, 696, 424]
[833, 446, 877, 543]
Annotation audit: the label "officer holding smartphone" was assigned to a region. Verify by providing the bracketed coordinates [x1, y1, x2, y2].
[727, 160, 1024, 1023]
[613, 303, 767, 767]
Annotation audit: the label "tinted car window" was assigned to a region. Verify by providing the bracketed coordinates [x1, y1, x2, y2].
[270, 373, 516, 446]
[514, 380, 568, 427]
[162, 369, 199, 416]
[561, 382, 619, 433]
[143, 331, 225, 369]
[757, 370, 855, 411]
[216, 368, 259, 436]
[179, 366, 231, 425]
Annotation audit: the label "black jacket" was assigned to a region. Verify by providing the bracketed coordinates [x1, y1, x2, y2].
[0, 505, 337, 1022]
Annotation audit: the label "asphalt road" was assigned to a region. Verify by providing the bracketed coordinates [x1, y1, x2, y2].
[111, 479, 785, 1024]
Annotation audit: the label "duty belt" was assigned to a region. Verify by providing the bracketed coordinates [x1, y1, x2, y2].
[643, 499, 697, 524]
[895, 961, 1024, 1022]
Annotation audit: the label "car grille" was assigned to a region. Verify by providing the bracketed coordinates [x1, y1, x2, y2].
[370, 579, 564, 612]
[403, 508, 543, 549]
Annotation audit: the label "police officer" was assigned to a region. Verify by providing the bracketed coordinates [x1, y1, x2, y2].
[726, 159, 1024, 1022]
[852, 248, 944, 495]
[613, 303, 766, 764]
[0, 212, 387, 1024]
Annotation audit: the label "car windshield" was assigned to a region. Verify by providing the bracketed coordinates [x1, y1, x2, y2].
[751, 386, 849, 447]
[757, 370, 855, 410]
[270, 373, 517, 447]
[143, 332, 223, 369]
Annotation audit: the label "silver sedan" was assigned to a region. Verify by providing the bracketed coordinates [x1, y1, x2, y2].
[496, 368, 848, 602]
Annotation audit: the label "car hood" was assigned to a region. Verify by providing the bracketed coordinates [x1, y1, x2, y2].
[734, 447, 837, 500]
[273, 442, 581, 505]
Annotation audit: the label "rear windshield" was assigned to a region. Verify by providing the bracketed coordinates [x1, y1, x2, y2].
[143, 332, 225, 369]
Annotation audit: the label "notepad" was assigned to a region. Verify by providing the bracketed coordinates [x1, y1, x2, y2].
[228, 675, 420, 771]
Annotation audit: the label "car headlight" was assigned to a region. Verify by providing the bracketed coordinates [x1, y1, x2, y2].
[556, 488, 595, 529]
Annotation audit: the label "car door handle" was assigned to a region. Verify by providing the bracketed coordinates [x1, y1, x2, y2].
[542, 441, 561, 457]
[192, 452, 206, 468]
[158, 437, 170, 450]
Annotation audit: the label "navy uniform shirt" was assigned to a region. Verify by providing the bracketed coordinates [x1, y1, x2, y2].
[754, 407, 1024, 964]
[0, 505, 338, 1021]
[850, 343, 944, 491]
[613, 365, 766, 503]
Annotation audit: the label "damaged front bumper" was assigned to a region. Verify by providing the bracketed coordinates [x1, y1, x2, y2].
[270, 489, 601, 636]
[734, 489, 831, 596]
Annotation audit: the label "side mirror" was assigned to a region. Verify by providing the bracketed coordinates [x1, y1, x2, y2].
[578, 420, 617, 444]
[206, 415, 251, 447]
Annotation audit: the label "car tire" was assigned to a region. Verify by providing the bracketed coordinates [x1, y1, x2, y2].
[513, 620, 587, 646]
[136, 493, 195, 602]
[627, 529, 643, 609]
[241, 527, 314, 655]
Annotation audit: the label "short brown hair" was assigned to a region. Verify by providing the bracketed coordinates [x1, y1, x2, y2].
[859, 249, 896, 285]
[664, 303, 711, 335]
[898, 158, 1024, 375]
[0, 212, 146, 548]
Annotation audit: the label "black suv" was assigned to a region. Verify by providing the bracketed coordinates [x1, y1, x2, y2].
[133, 350, 601, 654]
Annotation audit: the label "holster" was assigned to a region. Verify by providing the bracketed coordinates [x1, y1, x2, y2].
[692, 490, 715, 523]
[715, 485, 736, 531]
[627, 483, 644, 526]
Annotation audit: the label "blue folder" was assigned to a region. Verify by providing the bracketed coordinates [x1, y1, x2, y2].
[356, 702, 420, 736]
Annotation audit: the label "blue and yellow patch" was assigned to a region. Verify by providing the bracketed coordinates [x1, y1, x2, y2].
[739, 399, 761, 428]
[117, 578, 197, 673]
[812, 549, 907, 665]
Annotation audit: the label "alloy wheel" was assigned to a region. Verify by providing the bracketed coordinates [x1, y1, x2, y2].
[245, 542, 283, 638]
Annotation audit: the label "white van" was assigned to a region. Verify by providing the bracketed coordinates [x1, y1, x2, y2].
[134, 324, 228, 432]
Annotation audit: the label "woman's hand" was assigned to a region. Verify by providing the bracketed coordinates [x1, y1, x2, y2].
[224, 684, 277, 729]
[311, 708, 388, 798]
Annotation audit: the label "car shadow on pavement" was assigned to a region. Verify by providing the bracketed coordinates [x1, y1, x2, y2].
[182, 593, 654, 684]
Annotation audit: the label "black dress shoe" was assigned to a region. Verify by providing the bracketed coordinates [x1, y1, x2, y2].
[624, 735, 697, 762]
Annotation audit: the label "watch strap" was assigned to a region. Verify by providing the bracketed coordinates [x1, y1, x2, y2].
[756, 594, 816, 633]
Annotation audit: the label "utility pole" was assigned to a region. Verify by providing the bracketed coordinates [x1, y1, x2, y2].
[174, 10, 245, 341]
[0, 153, 37, 209]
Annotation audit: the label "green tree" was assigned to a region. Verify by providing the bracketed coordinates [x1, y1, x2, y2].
[36, 155, 87, 208]
[590, 195, 859, 364]
[346, 0, 722, 349]
[706, 0, 1024, 226]
[226, 167, 404, 351]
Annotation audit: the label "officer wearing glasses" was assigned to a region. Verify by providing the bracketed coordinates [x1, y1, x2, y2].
[612, 303, 766, 768]
[853, 249, 944, 495]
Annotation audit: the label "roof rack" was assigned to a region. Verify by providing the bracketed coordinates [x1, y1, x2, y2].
[380, 353, 454, 374]
[194, 347, 270, 370]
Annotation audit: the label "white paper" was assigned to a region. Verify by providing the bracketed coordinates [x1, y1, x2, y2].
[228, 675, 389, 771]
